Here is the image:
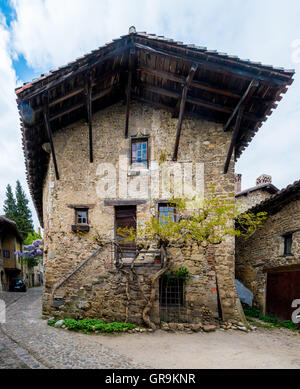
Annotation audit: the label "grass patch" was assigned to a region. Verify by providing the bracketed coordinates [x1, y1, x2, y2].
[244, 307, 300, 332]
[48, 318, 138, 334]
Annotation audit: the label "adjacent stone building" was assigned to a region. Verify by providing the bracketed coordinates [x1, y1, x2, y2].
[235, 174, 279, 213]
[236, 179, 300, 321]
[0, 216, 23, 291]
[15, 29, 294, 326]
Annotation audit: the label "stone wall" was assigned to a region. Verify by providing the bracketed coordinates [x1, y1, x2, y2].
[236, 189, 273, 213]
[236, 198, 300, 311]
[42, 101, 243, 326]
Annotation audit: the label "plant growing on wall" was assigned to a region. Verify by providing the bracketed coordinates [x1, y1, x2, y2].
[15, 238, 43, 268]
[115, 187, 267, 329]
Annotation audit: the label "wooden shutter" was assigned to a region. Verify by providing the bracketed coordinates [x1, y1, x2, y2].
[115, 206, 136, 258]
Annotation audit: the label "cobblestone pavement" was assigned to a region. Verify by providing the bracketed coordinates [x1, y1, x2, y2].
[0, 287, 148, 369]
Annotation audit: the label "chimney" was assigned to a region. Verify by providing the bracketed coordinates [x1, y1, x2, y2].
[128, 26, 136, 34]
[256, 174, 272, 186]
[235, 173, 242, 193]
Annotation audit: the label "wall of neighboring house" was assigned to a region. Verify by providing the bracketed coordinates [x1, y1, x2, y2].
[1, 233, 22, 290]
[236, 189, 274, 213]
[236, 198, 300, 312]
[41, 101, 242, 325]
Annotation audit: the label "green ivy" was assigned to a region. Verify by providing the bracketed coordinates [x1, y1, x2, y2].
[163, 267, 191, 284]
[48, 318, 137, 333]
[244, 307, 300, 331]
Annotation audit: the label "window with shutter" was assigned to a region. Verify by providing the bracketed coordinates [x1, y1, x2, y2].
[115, 205, 136, 258]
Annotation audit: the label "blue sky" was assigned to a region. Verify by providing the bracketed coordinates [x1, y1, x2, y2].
[0, 0, 300, 230]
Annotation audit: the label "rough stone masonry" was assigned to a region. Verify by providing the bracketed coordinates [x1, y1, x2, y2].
[41, 101, 244, 326]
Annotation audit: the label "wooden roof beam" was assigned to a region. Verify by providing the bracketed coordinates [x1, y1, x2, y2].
[172, 64, 198, 161]
[223, 79, 259, 131]
[49, 85, 118, 122]
[125, 48, 136, 138]
[19, 43, 132, 101]
[139, 66, 242, 99]
[141, 83, 262, 121]
[30, 69, 120, 115]
[223, 106, 244, 174]
[84, 73, 93, 163]
[42, 93, 59, 180]
[135, 42, 290, 87]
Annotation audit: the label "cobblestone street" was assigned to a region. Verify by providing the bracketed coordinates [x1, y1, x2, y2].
[0, 287, 147, 369]
[1, 287, 300, 369]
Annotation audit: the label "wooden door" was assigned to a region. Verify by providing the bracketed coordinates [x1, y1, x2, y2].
[266, 270, 300, 321]
[115, 206, 136, 258]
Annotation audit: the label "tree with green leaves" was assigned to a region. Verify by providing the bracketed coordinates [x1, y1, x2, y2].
[3, 181, 34, 240]
[3, 184, 17, 221]
[114, 188, 267, 329]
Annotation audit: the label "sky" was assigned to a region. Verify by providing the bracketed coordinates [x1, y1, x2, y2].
[0, 0, 300, 230]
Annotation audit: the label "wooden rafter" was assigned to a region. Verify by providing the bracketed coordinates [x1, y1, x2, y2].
[135, 42, 290, 86]
[140, 83, 262, 122]
[31, 69, 120, 115]
[172, 63, 198, 161]
[85, 73, 93, 163]
[49, 85, 119, 122]
[42, 93, 59, 180]
[223, 106, 245, 174]
[139, 66, 242, 99]
[223, 79, 259, 131]
[125, 48, 136, 138]
[20, 44, 133, 101]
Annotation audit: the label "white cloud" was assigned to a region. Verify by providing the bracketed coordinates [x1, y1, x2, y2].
[0, 12, 39, 229]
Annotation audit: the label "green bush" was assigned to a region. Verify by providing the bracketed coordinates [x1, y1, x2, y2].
[48, 319, 58, 326]
[51, 318, 137, 333]
[243, 307, 299, 331]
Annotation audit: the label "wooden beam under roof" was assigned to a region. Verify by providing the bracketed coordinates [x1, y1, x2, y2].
[42, 93, 59, 180]
[49, 85, 119, 122]
[139, 66, 242, 99]
[19, 43, 133, 101]
[85, 72, 93, 163]
[135, 43, 291, 87]
[223, 79, 259, 131]
[31, 69, 120, 115]
[125, 48, 136, 138]
[223, 106, 244, 174]
[140, 83, 262, 122]
[172, 63, 198, 161]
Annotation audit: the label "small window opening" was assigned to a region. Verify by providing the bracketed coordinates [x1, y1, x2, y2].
[131, 138, 148, 168]
[3, 250, 10, 259]
[284, 233, 293, 255]
[159, 277, 184, 307]
[158, 203, 176, 225]
[75, 209, 88, 224]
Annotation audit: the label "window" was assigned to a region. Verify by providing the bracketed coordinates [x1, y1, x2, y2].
[158, 203, 176, 225]
[159, 277, 184, 307]
[3, 250, 10, 259]
[284, 233, 293, 255]
[131, 138, 148, 168]
[75, 209, 88, 224]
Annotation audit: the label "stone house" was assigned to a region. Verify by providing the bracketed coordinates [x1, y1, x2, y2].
[0, 216, 23, 291]
[236, 179, 300, 321]
[235, 174, 279, 213]
[15, 28, 294, 326]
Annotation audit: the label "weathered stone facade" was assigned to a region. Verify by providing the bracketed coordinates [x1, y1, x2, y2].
[236, 193, 300, 312]
[235, 174, 278, 213]
[236, 189, 274, 213]
[41, 101, 244, 326]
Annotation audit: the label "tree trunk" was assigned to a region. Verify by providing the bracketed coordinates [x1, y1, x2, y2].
[142, 246, 170, 329]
